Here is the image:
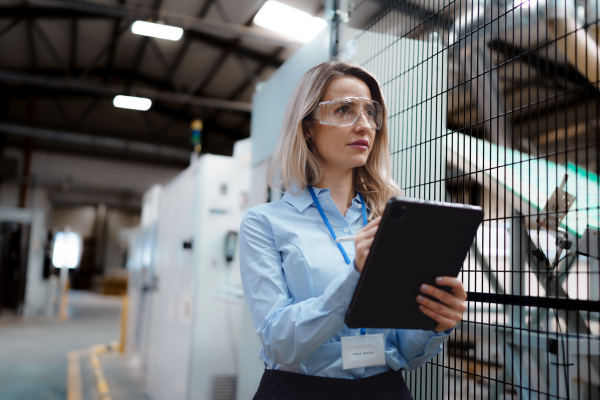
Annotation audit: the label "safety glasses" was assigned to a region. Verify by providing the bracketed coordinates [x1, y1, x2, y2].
[310, 97, 383, 130]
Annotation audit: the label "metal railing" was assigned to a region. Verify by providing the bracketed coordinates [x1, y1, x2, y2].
[336, 0, 600, 398]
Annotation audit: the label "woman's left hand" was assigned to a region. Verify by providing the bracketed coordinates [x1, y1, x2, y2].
[416, 276, 467, 333]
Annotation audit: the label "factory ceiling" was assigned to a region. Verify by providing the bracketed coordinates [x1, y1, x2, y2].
[0, 0, 325, 167]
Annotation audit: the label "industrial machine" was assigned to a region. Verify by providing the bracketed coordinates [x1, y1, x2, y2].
[124, 184, 161, 372]
[125, 140, 251, 400]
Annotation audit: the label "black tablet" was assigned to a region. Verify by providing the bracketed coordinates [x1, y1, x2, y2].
[344, 197, 484, 330]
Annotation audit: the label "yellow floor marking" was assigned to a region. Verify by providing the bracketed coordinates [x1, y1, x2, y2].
[90, 355, 100, 368]
[118, 295, 128, 354]
[93, 345, 108, 356]
[67, 340, 117, 400]
[97, 378, 109, 394]
[67, 351, 83, 400]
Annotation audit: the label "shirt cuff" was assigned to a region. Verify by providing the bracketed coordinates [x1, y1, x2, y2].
[424, 327, 453, 347]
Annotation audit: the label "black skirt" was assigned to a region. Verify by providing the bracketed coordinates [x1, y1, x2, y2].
[253, 369, 413, 400]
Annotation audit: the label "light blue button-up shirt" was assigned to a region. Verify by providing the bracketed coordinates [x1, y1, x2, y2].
[239, 185, 452, 378]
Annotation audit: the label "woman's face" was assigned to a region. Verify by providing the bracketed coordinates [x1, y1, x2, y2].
[305, 76, 378, 173]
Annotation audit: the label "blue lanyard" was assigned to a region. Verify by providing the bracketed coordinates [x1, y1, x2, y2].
[308, 186, 367, 265]
[308, 186, 368, 335]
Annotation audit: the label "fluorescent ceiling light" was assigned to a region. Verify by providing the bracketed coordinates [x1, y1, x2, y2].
[52, 232, 81, 269]
[113, 95, 152, 111]
[131, 20, 183, 41]
[254, 1, 327, 43]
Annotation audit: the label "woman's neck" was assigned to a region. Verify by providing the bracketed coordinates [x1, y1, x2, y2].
[314, 167, 354, 216]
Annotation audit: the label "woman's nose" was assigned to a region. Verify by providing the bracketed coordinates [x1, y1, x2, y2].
[354, 112, 372, 131]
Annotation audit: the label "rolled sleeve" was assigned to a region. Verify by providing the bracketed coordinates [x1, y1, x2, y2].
[394, 327, 453, 371]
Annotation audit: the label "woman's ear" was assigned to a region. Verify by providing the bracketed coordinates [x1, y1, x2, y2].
[302, 120, 312, 137]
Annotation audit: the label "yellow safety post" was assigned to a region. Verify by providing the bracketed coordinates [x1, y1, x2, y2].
[60, 281, 70, 320]
[67, 351, 83, 400]
[118, 295, 128, 354]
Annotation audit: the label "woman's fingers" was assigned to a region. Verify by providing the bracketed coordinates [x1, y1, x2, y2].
[357, 217, 381, 238]
[419, 284, 466, 312]
[358, 226, 378, 240]
[436, 276, 468, 301]
[366, 216, 382, 227]
[355, 237, 374, 251]
[416, 277, 467, 332]
[416, 295, 463, 321]
[361, 216, 381, 231]
[354, 217, 382, 272]
[417, 304, 456, 332]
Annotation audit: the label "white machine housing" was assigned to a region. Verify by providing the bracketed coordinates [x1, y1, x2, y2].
[127, 140, 251, 400]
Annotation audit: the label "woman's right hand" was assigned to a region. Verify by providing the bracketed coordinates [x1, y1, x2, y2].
[354, 216, 381, 272]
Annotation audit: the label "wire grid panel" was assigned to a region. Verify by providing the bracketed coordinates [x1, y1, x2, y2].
[338, 0, 600, 399]
[340, 27, 448, 201]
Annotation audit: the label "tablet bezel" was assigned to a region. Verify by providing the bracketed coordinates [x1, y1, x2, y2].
[344, 197, 484, 330]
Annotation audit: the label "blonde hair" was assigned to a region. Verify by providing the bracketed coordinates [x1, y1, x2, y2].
[268, 61, 402, 218]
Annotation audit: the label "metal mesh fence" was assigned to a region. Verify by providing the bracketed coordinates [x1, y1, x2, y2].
[336, 0, 600, 398]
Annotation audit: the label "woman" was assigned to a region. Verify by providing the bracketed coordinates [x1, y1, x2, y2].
[239, 61, 467, 400]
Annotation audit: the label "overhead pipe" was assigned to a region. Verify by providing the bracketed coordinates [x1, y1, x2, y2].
[28, 0, 302, 48]
[0, 70, 253, 112]
[0, 122, 190, 160]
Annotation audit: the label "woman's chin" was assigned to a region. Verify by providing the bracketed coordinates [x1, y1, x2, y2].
[348, 158, 369, 170]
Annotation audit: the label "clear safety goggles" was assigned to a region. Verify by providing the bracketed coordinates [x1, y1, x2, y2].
[310, 97, 383, 130]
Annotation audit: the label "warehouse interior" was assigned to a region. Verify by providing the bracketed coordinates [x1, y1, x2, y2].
[0, 0, 599, 399]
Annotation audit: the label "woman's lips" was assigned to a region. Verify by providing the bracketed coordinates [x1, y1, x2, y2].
[348, 139, 369, 150]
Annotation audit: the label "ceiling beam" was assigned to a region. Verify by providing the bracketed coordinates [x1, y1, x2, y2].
[186, 29, 283, 68]
[1, 112, 189, 146]
[206, 47, 283, 126]
[2, 86, 247, 141]
[229, 47, 284, 100]
[0, 69, 252, 112]
[164, 0, 217, 91]
[0, 122, 190, 167]
[21, 0, 301, 48]
[149, 103, 247, 140]
[0, 6, 285, 69]
[190, 1, 266, 97]
[69, 17, 77, 69]
[26, 17, 38, 69]
[103, 0, 126, 83]
[16, 68, 178, 91]
[32, 19, 71, 77]
[128, 0, 162, 87]
[0, 7, 283, 68]
[0, 17, 23, 38]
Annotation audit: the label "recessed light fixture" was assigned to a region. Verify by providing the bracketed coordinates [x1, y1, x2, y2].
[113, 95, 152, 111]
[253, 1, 327, 43]
[52, 232, 81, 269]
[131, 20, 184, 41]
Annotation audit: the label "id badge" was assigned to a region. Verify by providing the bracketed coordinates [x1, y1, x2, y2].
[341, 333, 386, 370]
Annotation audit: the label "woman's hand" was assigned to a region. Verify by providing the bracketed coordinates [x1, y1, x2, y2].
[416, 276, 467, 333]
[354, 216, 381, 273]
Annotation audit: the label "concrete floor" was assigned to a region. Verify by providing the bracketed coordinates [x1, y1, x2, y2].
[0, 291, 122, 400]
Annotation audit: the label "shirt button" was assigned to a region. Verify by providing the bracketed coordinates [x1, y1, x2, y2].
[357, 203, 362, 209]
[343, 228, 349, 233]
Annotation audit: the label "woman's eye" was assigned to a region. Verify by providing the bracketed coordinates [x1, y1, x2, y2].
[335, 106, 351, 114]
[366, 108, 376, 117]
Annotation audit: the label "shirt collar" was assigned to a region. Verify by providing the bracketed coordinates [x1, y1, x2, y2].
[282, 184, 327, 213]
[282, 184, 370, 214]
